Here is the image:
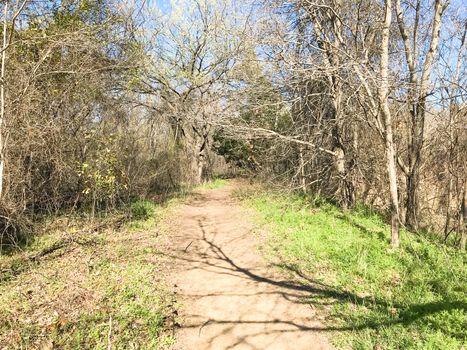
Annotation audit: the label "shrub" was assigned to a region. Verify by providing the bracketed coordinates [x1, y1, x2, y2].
[0, 204, 32, 254]
[130, 200, 155, 221]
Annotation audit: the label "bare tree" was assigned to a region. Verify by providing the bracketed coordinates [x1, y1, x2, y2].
[378, 0, 401, 247]
[394, 0, 450, 230]
[0, 0, 27, 198]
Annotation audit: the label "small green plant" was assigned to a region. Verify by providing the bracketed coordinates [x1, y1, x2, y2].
[77, 132, 129, 216]
[130, 200, 156, 221]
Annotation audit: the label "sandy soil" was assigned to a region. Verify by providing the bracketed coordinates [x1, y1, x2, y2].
[162, 184, 333, 350]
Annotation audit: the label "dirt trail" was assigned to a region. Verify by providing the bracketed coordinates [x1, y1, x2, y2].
[163, 184, 333, 350]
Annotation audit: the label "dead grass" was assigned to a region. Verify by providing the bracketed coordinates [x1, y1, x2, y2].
[0, 203, 182, 349]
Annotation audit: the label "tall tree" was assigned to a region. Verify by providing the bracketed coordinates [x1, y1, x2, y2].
[394, 0, 450, 230]
[378, 0, 401, 247]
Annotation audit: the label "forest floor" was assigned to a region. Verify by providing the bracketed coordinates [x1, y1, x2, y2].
[159, 181, 333, 350]
[0, 195, 185, 349]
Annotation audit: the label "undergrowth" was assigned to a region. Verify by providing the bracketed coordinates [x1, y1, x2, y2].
[234, 188, 466, 350]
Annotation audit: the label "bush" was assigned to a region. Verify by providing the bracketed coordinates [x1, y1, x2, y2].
[0, 204, 32, 254]
[130, 200, 155, 221]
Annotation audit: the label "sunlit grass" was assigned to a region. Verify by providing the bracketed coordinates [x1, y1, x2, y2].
[197, 178, 229, 190]
[235, 188, 466, 350]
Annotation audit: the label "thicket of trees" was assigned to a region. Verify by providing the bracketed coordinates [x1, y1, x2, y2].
[223, 0, 466, 249]
[0, 0, 465, 250]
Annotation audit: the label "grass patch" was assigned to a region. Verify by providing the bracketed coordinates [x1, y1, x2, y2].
[125, 196, 186, 232]
[235, 188, 466, 350]
[197, 178, 228, 190]
[126, 199, 159, 232]
[0, 199, 182, 349]
[130, 200, 156, 221]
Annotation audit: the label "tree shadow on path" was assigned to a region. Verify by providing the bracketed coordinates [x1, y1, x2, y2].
[164, 217, 466, 340]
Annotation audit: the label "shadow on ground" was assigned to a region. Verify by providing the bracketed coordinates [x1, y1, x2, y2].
[163, 215, 466, 339]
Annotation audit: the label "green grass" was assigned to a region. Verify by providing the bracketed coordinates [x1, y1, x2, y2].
[197, 178, 229, 190]
[235, 188, 466, 350]
[51, 252, 177, 349]
[126, 199, 160, 232]
[130, 199, 156, 220]
[125, 196, 186, 232]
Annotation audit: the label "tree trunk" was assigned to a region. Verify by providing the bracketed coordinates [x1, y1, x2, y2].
[299, 146, 306, 193]
[459, 181, 466, 251]
[444, 175, 453, 239]
[448, 21, 465, 245]
[349, 126, 358, 206]
[197, 154, 205, 184]
[405, 168, 419, 230]
[0, 1, 8, 198]
[331, 88, 351, 210]
[386, 131, 400, 248]
[196, 132, 209, 185]
[310, 10, 351, 210]
[379, 0, 400, 248]
[334, 145, 348, 210]
[395, 0, 447, 232]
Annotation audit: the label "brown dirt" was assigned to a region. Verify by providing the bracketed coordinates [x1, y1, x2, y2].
[162, 183, 334, 350]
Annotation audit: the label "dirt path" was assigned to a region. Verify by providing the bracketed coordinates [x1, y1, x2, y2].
[163, 184, 333, 350]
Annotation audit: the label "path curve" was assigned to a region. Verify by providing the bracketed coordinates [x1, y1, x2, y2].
[164, 183, 333, 350]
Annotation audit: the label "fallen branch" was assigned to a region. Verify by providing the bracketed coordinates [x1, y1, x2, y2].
[29, 230, 98, 261]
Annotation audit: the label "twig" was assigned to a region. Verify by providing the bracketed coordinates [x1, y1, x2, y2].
[28, 232, 96, 261]
[107, 315, 113, 350]
[184, 240, 193, 252]
[199, 319, 212, 336]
